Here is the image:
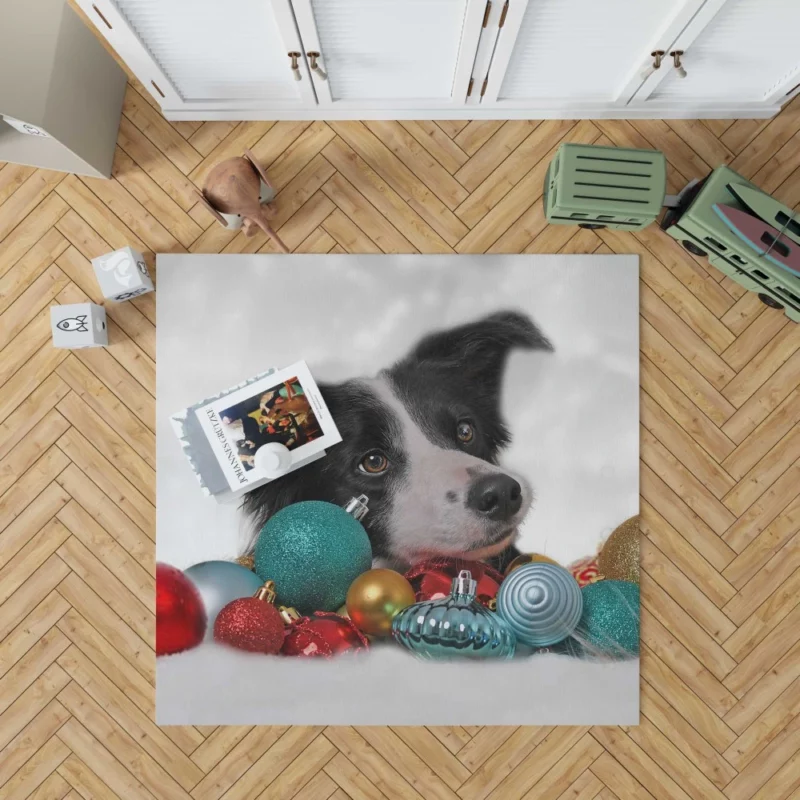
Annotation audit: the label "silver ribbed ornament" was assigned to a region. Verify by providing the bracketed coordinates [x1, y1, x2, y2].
[496, 562, 583, 647]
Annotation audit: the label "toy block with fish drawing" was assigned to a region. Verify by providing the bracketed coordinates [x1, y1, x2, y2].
[50, 302, 107, 349]
[91, 246, 154, 301]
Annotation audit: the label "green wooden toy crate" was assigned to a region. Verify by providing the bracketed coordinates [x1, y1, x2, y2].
[544, 143, 667, 231]
[661, 165, 800, 323]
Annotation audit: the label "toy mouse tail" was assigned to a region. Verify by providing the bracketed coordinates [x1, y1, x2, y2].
[253, 213, 290, 254]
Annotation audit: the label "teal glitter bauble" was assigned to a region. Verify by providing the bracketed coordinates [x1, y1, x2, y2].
[254, 501, 372, 614]
[560, 580, 639, 659]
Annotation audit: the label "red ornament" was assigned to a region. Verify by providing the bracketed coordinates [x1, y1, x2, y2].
[404, 557, 504, 608]
[214, 583, 284, 654]
[156, 563, 206, 656]
[282, 611, 369, 658]
[569, 555, 601, 587]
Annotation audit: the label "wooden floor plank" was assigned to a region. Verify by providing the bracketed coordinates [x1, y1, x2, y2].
[327, 123, 467, 247]
[399, 121, 469, 175]
[56, 719, 158, 800]
[0, 554, 70, 642]
[0, 698, 71, 787]
[364, 121, 469, 210]
[454, 119, 575, 230]
[322, 137, 452, 253]
[55, 466, 154, 564]
[122, 85, 202, 176]
[1, 72, 799, 800]
[0, 229, 68, 317]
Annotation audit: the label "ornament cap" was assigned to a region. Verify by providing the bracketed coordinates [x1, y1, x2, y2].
[254, 581, 277, 604]
[453, 569, 478, 598]
[279, 605, 301, 625]
[343, 494, 369, 521]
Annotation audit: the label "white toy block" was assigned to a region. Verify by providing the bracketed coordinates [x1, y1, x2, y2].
[91, 246, 154, 302]
[51, 303, 107, 349]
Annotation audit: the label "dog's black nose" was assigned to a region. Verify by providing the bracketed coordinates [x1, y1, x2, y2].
[467, 474, 522, 521]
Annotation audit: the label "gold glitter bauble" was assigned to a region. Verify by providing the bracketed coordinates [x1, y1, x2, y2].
[598, 516, 640, 584]
[345, 569, 416, 636]
[234, 554, 255, 570]
[505, 553, 559, 576]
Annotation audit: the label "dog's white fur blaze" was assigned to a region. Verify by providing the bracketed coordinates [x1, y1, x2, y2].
[369, 377, 533, 565]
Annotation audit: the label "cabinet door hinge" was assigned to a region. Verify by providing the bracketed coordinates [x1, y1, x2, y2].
[482, 1, 492, 27]
[467, 77, 475, 97]
[480, 77, 488, 97]
[499, 0, 509, 27]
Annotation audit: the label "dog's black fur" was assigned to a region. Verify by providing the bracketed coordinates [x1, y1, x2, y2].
[242, 310, 552, 572]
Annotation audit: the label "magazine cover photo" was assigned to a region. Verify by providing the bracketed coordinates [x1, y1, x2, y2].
[218, 376, 323, 470]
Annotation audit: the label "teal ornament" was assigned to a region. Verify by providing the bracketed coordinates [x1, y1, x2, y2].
[496, 562, 583, 647]
[561, 580, 639, 658]
[392, 569, 516, 660]
[184, 560, 264, 639]
[254, 496, 372, 614]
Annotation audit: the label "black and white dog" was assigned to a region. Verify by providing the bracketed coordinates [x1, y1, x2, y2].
[243, 311, 552, 572]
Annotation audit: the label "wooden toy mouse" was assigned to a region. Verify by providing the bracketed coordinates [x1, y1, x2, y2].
[196, 149, 289, 253]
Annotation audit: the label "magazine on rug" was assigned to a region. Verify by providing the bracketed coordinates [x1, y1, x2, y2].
[190, 361, 341, 492]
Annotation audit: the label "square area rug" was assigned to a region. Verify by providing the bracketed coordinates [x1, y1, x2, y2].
[156, 254, 639, 725]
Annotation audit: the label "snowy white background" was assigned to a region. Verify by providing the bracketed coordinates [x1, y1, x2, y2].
[156, 254, 640, 725]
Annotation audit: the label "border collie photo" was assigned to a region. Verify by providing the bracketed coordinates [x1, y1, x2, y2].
[219, 376, 323, 471]
[244, 310, 552, 572]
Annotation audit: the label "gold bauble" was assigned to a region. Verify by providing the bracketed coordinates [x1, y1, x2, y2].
[234, 554, 255, 570]
[336, 604, 350, 619]
[345, 569, 416, 636]
[505, 553, 559, 576]
[598, 516, 640, 584]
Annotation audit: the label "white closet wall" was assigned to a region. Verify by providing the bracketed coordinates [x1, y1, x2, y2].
[77, 0, 800, 119]
[648, 0, 800, 103]
[497, 0, 684, 102]
[307, 0, 468, 101]
[115, 0, 294, 101]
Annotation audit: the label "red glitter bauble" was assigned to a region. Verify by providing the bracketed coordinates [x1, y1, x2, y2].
[214, 597, 284, 654]
[404, 557, 504, 608]
[282, 611, 369, 658]
[569, 556, 601, 587]
[156, 563, 206, 656]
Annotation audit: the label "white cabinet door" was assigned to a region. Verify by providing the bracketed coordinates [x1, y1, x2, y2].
[76, 0, 316, 112]
[632, 0, 800, 109]
[479, 0, 707, 110]
[289, 0, 486, 108]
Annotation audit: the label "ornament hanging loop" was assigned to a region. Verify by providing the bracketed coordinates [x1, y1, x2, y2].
[254, 581, 277, 604]
[344, 494, 369, 521]
[279, 605, 301, 625]
[454, 569, 478, 597]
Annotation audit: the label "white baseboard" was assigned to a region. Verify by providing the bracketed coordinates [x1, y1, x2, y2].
[162, 104, 781, 122]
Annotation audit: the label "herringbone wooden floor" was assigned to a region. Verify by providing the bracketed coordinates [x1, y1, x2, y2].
[3, 52, 800, 798]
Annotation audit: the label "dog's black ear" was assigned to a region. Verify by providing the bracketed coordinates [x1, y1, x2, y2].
[404, 310, 552, 381]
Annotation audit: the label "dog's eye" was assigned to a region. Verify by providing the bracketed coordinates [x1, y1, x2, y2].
[359, 451, 389, 474]
[456, 421, 474, 443]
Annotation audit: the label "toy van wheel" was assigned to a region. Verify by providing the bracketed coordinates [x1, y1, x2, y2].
[758, 293, 784, 310]
[578, 223, 606, 230]
[682, 240, 707, 257]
